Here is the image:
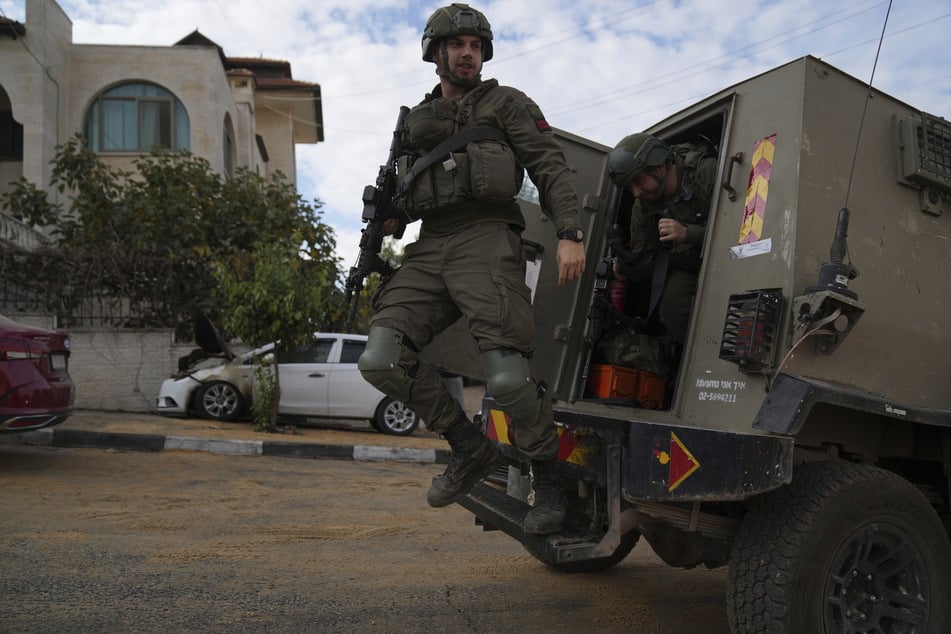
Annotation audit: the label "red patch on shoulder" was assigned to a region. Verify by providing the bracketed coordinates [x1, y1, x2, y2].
[535, 118, 552, 133]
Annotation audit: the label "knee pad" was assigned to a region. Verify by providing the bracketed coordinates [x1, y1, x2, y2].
[358, 326, 413, 402]
[484, 348, 540, 427]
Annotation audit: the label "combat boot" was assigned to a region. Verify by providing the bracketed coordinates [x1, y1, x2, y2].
[523, 460, 567, 535]
[427, 416, 500, 508]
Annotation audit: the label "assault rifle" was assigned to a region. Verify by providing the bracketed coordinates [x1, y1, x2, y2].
[576, 192, 624, 400]
[345, 106, 410, 326]
[576, 233, 616, 400]
[575, 193, 647, 400]
[576, 203, 672, 398]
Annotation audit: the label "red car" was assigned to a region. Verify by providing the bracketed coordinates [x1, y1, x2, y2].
[0, 314, 75, 433]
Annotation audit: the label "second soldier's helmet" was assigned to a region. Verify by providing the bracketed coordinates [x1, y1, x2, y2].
[607, 133, 670, 188]
[422, 3, 494, 62]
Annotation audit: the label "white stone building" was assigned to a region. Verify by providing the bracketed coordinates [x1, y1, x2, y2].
[1, 0, 323, 249]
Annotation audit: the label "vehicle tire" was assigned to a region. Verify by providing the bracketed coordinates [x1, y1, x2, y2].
[373, 398, 418, 436]
[194, 381, 244, 422]
[727, 460, 951, 633]
[523, 530, 640, 574]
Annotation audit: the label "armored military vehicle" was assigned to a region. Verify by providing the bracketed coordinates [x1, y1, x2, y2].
[431, 56, 951, 632]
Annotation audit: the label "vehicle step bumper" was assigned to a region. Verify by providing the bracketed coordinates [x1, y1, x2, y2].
[459, 480, 620, 567]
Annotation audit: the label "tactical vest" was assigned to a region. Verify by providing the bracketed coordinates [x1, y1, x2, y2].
[397, 80, 522, 219]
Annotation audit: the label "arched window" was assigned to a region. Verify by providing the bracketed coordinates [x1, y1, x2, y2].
[0, 85, 23, 160]
[84, 83, 190, 152]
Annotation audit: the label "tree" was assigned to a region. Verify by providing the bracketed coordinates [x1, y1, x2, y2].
[1, 135, 343, 339]
[216, 239, 330, 431]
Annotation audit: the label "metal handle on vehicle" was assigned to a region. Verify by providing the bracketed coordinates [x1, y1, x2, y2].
[308, 372, 325, 378]
[721, 151, 744, 202]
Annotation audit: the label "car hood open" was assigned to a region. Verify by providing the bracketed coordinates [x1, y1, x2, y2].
[194, 315, 234, 359]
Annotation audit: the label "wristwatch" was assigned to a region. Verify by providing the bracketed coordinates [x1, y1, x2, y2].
[557, 228, 584, 242]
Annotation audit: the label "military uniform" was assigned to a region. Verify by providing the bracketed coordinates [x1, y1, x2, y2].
[369, 77, 581, 459]
[619, 143, 717, 342]
[360, 3, 579, 534]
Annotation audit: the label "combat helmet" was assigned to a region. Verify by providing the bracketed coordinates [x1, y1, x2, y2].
[607, 133, 670, 188]
[422, 3, 494, 62]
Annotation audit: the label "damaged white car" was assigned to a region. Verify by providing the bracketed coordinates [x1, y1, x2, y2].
[155, 323, 420, 436]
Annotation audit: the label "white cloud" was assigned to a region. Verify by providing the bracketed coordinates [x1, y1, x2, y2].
[5, 0, 949, 275]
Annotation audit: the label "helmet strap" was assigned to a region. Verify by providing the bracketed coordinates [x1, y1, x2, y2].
[436, 41, 451, 77]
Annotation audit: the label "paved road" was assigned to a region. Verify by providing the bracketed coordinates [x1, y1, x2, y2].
[0, 444, 730, 633]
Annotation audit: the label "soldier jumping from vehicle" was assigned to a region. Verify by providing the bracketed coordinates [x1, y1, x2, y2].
[357, 3, 585, 535]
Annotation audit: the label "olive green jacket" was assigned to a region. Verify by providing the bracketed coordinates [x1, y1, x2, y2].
[399, 79, 581, 237]
[621, 144, 717, 282]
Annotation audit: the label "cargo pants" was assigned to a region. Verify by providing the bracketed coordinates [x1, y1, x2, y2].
[369, 221, 560, 461]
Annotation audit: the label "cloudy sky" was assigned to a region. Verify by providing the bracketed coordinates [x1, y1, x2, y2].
[4, 0, 950, 275]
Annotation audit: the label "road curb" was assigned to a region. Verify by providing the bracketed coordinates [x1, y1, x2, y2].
[1, 427, 451, 465]
[57, 429, 167, 452]
[165, 435, 262, 456]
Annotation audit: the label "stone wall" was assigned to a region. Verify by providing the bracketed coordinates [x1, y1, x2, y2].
[67, 329, 192, 413]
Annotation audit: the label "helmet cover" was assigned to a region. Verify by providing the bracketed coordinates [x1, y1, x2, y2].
[421, 3, 493, 62]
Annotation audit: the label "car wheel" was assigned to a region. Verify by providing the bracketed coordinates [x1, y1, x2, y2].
[195, 381, 244, 422]
[373, 398, 418, 436]
[727, 460, 951, 633]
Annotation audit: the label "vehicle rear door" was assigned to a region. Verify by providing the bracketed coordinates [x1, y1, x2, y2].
[518, 129, 614, 400]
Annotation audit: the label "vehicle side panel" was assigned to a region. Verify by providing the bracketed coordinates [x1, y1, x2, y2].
[278, 337, 337, 416]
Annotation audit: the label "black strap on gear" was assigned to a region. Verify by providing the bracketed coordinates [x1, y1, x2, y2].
[397, 126, 508, 196]
[648, 247, 670, 322]
[606, 224, 649, 270]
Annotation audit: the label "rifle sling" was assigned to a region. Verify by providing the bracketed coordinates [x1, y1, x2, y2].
[398, 126, 508, 195]
[647, 248, 670, 322]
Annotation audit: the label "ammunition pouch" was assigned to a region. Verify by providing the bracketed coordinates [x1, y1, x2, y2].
[468, 140, 522, 201]
[397, 152, 469, 215]
[403, 99, 458, 152]
[397, 127, 516, 219]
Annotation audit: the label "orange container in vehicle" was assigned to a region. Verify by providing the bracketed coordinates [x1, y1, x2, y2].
[587, 364, 666, 409]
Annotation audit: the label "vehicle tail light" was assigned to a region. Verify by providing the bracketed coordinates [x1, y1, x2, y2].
[0, 337, 55, 375]
[719, 289, 783, 372]
[0, 337, 34, 361]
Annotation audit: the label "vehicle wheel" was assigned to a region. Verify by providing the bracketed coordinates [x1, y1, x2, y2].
[523, 530, 640, 573]
[727, 460, 951, 633]
[373, 398, 418, 436]
[194, 381, 244, 422]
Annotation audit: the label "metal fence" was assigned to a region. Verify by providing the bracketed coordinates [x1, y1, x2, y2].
[0, 245, 192, 336]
